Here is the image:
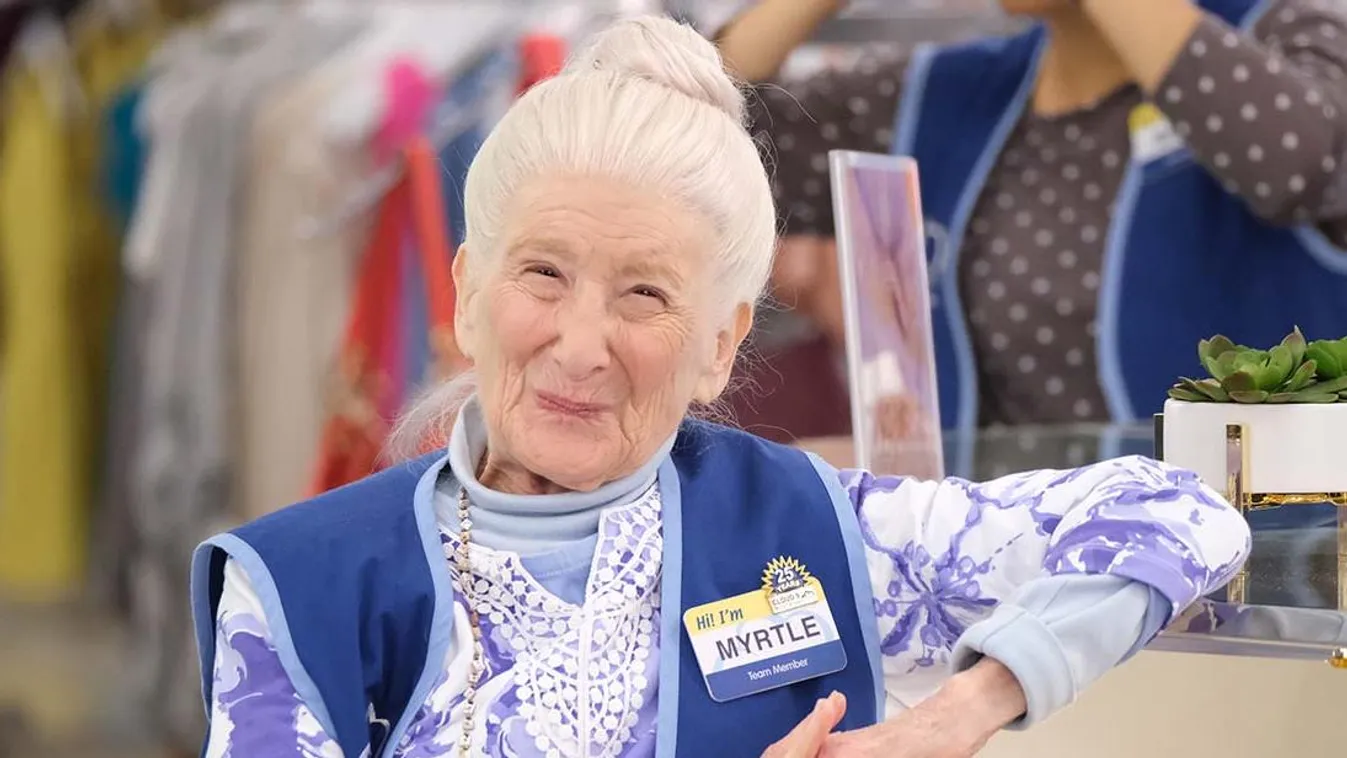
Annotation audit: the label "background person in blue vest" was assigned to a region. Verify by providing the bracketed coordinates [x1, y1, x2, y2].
[720, 0, 1347, 438]
[189, 17, 1250, 758]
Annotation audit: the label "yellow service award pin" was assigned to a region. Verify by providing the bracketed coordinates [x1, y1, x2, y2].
[682, 557, 847, 702]
[1129, 102, 1186, 163]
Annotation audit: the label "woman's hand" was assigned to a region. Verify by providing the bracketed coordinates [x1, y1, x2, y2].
[815, 705, 990, 758]
[762, 692, 847, 758]
[767, 659, 1026, 757]
[873, 393, 943, 480]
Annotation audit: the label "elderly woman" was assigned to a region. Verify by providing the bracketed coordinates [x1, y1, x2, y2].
[190, 17, 1250, 758]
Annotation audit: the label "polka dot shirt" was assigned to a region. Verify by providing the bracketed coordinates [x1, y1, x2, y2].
[753, 0, 1347, 427]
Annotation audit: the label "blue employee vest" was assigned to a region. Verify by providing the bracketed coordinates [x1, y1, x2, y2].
[191, 419, 883, 757]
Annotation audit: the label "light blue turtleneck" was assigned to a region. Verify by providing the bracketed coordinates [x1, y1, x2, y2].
[433, 398, 676, 604]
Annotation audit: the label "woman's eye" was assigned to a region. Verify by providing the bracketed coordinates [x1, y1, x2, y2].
[527, 265, 561, 279]
[631, 286, 666, 302]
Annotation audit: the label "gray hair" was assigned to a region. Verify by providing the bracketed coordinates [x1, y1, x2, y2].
[386, 15, 776, 461]
[463, 15, 775, 306]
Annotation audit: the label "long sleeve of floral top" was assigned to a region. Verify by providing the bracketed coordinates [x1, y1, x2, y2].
[201, 455, 1249, 756]
[843, 455, 1249, 722]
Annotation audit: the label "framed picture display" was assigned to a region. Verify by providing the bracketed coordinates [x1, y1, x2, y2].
[829, 150, 944, 478]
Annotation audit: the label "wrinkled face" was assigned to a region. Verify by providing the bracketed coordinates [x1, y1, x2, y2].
[454, 175, 751, 492]
[997, 0, 1073, 14]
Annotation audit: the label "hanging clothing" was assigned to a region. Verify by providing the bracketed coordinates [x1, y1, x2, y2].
[234, 38, 508, 518]
[129, 11, 363, 566]
[88, 80, 149, 612]
[308, 136, 460, 495]
[233, 39, 380, 521]
[118, 14, 364, 748]
[0, 9, 168, 600]
[432, 50, 514, 250]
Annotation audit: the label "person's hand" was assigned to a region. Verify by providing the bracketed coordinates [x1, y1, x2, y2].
[873, 393, 942, 479]
[808, 659, 1026, 757]
[816, 705, 990, 758]
[874, 393, 921, 440]
[762, 692, 847, 758]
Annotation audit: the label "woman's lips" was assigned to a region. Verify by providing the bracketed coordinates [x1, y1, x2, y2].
[535, 391, 606, 417]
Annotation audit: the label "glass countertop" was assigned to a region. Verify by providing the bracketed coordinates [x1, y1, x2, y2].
[797, 423, 1347, 666]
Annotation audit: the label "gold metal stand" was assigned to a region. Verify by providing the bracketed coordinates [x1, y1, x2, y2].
[1223, 423, 1347, 611]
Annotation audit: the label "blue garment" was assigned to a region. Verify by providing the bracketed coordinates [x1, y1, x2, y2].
[102, 82, 148, 230]
[399, 52, 511, 390]
[399, 225, 430, 397]
[433, 50, 511, 248]
[190, 419, 884, 758]
[894, 0, 1347, 442]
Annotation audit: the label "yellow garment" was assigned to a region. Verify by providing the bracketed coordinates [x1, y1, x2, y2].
[0, 15, 167, 601]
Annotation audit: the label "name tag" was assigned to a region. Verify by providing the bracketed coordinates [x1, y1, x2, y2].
[682, 557, 847, 702]
[1129, 103, 1185, 164]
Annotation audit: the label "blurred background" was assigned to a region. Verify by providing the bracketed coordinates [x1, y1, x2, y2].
[1, 1, 1345, 757]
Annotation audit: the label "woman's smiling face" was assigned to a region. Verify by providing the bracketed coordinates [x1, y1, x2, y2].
[453, 173, 748, 493]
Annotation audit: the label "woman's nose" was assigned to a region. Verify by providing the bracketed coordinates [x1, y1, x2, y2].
[551, 292, 612, 380]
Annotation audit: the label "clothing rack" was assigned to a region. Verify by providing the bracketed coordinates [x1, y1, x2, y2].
[296, 81, 492, 240]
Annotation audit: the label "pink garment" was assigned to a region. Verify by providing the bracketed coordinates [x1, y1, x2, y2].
[374, 57, 436, 162]
[374, 57, 435, 420]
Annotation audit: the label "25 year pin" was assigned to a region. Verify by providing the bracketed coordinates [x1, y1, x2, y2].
[682, 557, 848, 702]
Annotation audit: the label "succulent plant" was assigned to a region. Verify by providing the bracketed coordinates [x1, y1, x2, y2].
[1168, 327, 1347, 404]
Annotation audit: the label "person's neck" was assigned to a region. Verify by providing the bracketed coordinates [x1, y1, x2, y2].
[1032, 7, 1132, 117]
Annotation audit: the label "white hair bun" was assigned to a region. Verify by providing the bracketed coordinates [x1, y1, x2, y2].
[567, 15, 746, 124]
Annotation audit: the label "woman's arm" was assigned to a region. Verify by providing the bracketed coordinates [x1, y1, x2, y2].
[767, 659, 1027, 758]
[1087, 0, 1347, 236]
[843, 456, 1250, 723]
[714, 0, 845, 82]
[204, 559, 343, 757]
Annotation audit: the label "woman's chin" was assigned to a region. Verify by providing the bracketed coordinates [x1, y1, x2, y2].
[531, 459, 613, 493]
[510, 436, 621, 492]
[503, 410, 638, 491]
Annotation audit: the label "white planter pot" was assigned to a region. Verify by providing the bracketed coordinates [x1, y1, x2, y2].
[1162, 399, 1347, 496]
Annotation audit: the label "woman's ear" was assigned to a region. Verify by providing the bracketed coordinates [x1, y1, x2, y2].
[452, 245, 477, 360]
[693, 302, 754, 404]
